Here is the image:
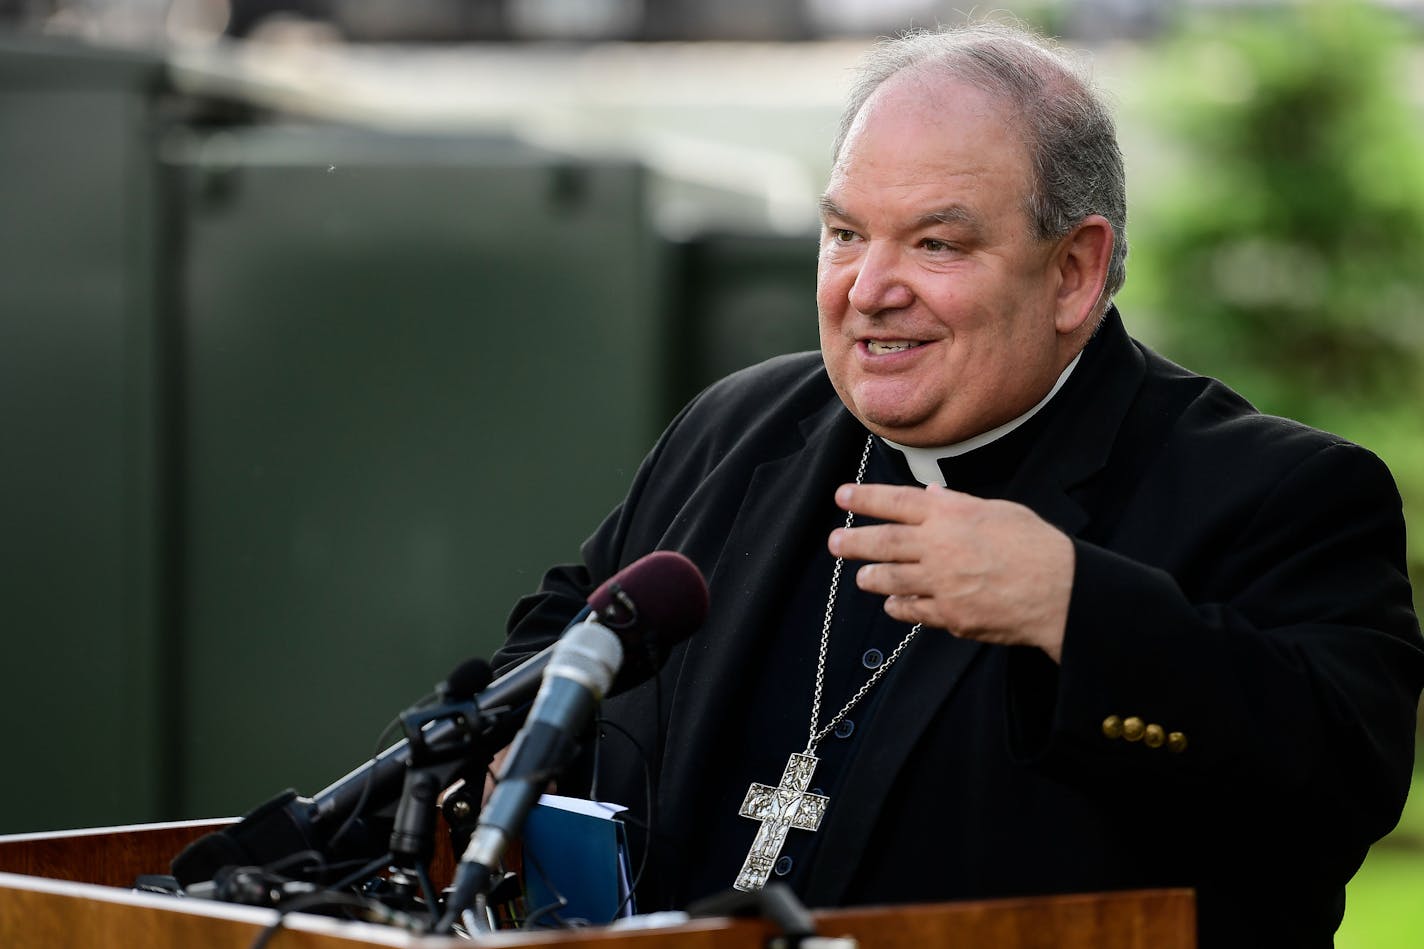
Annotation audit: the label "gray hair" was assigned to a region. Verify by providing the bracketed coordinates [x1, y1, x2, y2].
[833, 22, 1128, 304]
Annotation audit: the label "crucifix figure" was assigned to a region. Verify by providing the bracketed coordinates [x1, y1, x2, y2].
[733, 751, 830, 891]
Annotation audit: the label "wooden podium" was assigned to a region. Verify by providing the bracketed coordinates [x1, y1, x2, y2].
[0, 821, 1196, 948]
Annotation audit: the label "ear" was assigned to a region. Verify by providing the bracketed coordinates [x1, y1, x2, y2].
[1051, 214, 1114, 336]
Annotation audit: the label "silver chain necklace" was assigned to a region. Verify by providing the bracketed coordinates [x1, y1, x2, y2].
[732, 434, 922, 891]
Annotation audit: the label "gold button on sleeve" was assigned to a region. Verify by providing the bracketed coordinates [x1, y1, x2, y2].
[1144, 723, 1165, 748]
[1167, 731, 1189, 754]
[1122, 716, 1145, 742]
[1101, 715, 1123, 740]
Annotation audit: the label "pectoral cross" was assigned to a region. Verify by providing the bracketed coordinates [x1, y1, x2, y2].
[733, 751, 829, 891]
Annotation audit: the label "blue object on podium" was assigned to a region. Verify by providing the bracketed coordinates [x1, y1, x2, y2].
[520, 794, 634, 925]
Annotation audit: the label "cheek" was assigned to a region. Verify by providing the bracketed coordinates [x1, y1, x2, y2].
[816, 252, 859, 309]
[815, 302, 842, 358]
[815, 268, 843, 321]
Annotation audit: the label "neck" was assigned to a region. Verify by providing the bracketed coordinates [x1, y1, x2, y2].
[883, 351, 1082, 487]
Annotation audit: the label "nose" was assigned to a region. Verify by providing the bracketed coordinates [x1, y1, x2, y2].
[847, 241, 914, 315]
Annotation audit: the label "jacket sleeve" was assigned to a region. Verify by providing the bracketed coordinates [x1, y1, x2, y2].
[1008, 440, 1423, 852]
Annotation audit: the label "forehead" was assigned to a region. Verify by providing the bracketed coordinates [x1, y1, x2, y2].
[827, 71, 1034, 219]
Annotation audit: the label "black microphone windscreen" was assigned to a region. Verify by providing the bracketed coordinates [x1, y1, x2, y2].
[441, 657, 494, 702]
[171, 789, 314, 887]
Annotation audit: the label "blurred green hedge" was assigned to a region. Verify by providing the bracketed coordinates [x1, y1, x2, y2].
[1118, 1, 1424, 620]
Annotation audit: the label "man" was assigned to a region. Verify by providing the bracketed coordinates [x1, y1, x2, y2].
[494, 22, 1424, 947]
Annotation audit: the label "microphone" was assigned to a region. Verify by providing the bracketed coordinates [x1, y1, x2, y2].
[169, 663, 499, 890]
[437, 619, 624, 931]
[477, 550, 711, 720]
[170, 551, 709, 889]
[388, 659, 495, 863]
[441, 656, 498, 702]
[307, 551, 708, 843]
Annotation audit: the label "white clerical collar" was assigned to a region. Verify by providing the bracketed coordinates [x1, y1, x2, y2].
[882, 351, 1083, 487]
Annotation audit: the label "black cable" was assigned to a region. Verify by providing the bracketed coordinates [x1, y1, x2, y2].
[262, 848, 328, 879]
[584, 636, 664, 919]
[523, 897, 574, 930]
[330, 852, 394, 893]
[590, 717, 603, 801]
[593, 716, 655, 921]
[243, 849, 413, 949]
[519, 836, 575, 929]
[247, 890, 418, 949]
[306, 854, 382, 876]
[632, 638, 667, 914]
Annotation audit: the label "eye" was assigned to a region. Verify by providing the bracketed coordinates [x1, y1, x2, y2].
[829, 227, 858, 244]
[920, 237, 956, 253]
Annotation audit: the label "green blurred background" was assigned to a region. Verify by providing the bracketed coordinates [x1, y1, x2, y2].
[1, 0, 1421, 943]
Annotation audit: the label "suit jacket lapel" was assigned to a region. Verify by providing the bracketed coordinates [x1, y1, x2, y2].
[1012, 310, 1148, 535]
[656, 401, 867, 843]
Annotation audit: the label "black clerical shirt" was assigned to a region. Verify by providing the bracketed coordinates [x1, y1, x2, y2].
[679, 376, 1078, 906]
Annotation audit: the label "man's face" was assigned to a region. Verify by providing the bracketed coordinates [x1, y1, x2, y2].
[817, 73, 1077, 447]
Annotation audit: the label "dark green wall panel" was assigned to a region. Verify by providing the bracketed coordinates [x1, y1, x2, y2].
[0, 38, 814, 837]
[0, 42, 169, 833]
[166, 130, 666, 817]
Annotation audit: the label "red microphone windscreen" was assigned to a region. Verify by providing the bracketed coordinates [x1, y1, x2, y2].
[588, 550, 709, 648]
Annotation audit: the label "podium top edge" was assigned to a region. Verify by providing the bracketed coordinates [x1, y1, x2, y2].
[0, 817, 237, 844]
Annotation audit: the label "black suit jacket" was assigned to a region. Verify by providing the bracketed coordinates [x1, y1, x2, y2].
[496, 309, 1423, 947]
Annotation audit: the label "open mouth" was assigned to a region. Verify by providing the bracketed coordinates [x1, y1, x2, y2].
[865, 340, 924, 355]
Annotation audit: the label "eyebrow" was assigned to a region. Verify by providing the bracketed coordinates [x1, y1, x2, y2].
[817, 196, 985, 238]
[818, 196, 855, 223]
[916, 206, 983, 233]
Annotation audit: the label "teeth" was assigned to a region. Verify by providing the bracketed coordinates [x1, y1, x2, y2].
[867, 340, 922, 355]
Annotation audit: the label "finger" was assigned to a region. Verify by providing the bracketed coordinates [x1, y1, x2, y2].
[854, 561, 927, 596]
[829, 522, 921, 562]
[834, 483, 935, 525]
[883, 593, 939, 628]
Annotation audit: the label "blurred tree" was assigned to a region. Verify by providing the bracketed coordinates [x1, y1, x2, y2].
[1121, 0, 1424, 617]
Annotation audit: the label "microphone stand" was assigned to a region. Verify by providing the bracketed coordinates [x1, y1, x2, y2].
[170, 695, 520, 897]
[381, 700, 502, 926]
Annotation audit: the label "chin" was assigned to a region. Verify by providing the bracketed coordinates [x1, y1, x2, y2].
[870, 428, 951, 448]
[856, 406, 978, 447]
[856, 410, 940, 444]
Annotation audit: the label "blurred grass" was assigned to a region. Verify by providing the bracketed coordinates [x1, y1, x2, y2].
[1338, 769, 1424, 947]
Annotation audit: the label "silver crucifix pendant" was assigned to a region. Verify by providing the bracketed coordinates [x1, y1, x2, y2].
[733, 751, 830, 891]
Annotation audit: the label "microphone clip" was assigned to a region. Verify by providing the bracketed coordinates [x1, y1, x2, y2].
[595, 582, 640, 632]
[397, 700, 491, 767]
